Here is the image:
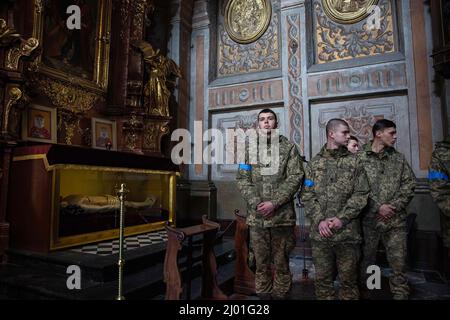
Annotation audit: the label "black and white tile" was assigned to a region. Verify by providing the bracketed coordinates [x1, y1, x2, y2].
[70, 230, 168, 256]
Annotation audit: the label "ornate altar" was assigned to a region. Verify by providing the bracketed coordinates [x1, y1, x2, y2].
[7, 144, 179, 253]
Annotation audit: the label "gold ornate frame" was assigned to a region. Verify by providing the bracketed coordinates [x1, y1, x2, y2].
[224, 0, 272, 44]
[50, 167, 178, 251]
[32, 0, 111, 93]
[21, 104, 57, 143]
[91, 117, 117, 150]
[322, 0, 379, 24]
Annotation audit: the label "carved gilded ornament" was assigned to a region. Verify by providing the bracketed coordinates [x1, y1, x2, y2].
[123, 114, 144, 152]
[0, 19, 21, 46]
[134, 41, 181, 117]
[2, 87, 22, 133]
[37, 78, 99, 113]
[224, 0, 272, 44]
[143, 120, 169, 153]
[218, 11, 279, 76]
[120, 0, 131, 40]
[6, 38, 39, 70]
[130, 0, 147, 39]
[315, 0, 394, 63]
[322, 0, 379, 24]
[57, 109, 83, 145]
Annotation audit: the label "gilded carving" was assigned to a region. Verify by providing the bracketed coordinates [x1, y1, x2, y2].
[120, 0, 131, 40]
[57, 108, 83, 145]
[315, 0, 394, 64]
[133, 41, 181, 117]
[0, 19, 21, 47]
[2, 87, 22, 133]
[322, 0, 379, 24]
[143, 120, 170, 153]
[130, 0, 146, 40]
[123, 114, 144, 153]
[218, 8, 280, 76]
[127, 81, 143, 108]
[36, 77, 100, 113]
[6, 38, 39, 70]
[224, 0, 272, 44]
[35, 0, 43, 13]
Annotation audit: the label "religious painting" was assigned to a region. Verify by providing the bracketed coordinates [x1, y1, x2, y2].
[224, 0, 272, 44]
[322, 0, 379, 24]
[91, 117, 117, 150]
[34, 0, 111, 91]
[22, 104, 57, 143]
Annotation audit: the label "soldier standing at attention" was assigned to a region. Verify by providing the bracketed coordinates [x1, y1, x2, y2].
[236, 109, 304, 300]
[302, 119, 369, 300]
[359, 119, 416, 300]
[429, 135, 450, 276]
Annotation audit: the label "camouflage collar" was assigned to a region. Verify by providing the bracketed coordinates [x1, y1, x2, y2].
[319, 144, 350, 158]
[253, 134, 288, 147]
[363, 141, 395, 158]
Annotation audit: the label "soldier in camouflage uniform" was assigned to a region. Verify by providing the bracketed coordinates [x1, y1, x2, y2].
[429, 135, 450, 249]
[236, 109, 304, 299]
[302, 119, 369, 300]
[359, 119, 416, 300]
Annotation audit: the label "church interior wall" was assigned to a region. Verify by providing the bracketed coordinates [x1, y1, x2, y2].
[191, 0, 445, 231]
[0, 0, 448, 272]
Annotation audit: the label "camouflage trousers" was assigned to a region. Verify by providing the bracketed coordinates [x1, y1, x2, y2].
[360, 226, 409, 299]
[311, 241, 360, 300]
[249, 226, 296, 298]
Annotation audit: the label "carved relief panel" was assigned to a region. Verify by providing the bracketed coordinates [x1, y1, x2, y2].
[217, 0, 281, 77]
[311, 0, 397, 65]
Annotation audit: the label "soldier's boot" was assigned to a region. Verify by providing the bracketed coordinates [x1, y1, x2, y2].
[314, 281, 336, 300]
[257, 293, 272, 300]
[272, 269, 292, 300]
[271, 293, 289, 300]
[392, 294, 409, 300]
[390, 272, 409, 300]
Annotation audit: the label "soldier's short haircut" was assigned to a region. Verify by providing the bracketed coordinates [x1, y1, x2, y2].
[258, 108, 277, 123]
[325, 118, 349, 136]
[372, 119, 396, 136]
[349, 135, 359, 142]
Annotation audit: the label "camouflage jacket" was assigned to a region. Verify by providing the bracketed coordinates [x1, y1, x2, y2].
[236, 135, 304, 228]
[301, 145, 369, 243]
[429, 138, 450, 246]
[359, 142, 416, 232]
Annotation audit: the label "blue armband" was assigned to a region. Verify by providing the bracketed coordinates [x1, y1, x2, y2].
[238, 164, 252, 171]
[305, 179, 314, 187]
[428, 171, 449, 181]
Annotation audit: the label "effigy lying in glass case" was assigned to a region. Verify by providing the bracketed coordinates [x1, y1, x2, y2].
[7, 144, 179, 253]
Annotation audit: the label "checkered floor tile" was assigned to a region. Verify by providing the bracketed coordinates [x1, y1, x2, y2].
[70, 230, 168, 256]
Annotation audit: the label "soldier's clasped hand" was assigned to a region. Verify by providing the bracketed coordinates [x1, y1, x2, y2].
[257, 201, 276, 218]
[377, 204, 396, 222]
[319, 220, 333, 238]
[327, 217, 343, 230]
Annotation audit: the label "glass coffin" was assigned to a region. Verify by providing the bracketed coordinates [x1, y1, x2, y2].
[7, 144, 179, 253]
